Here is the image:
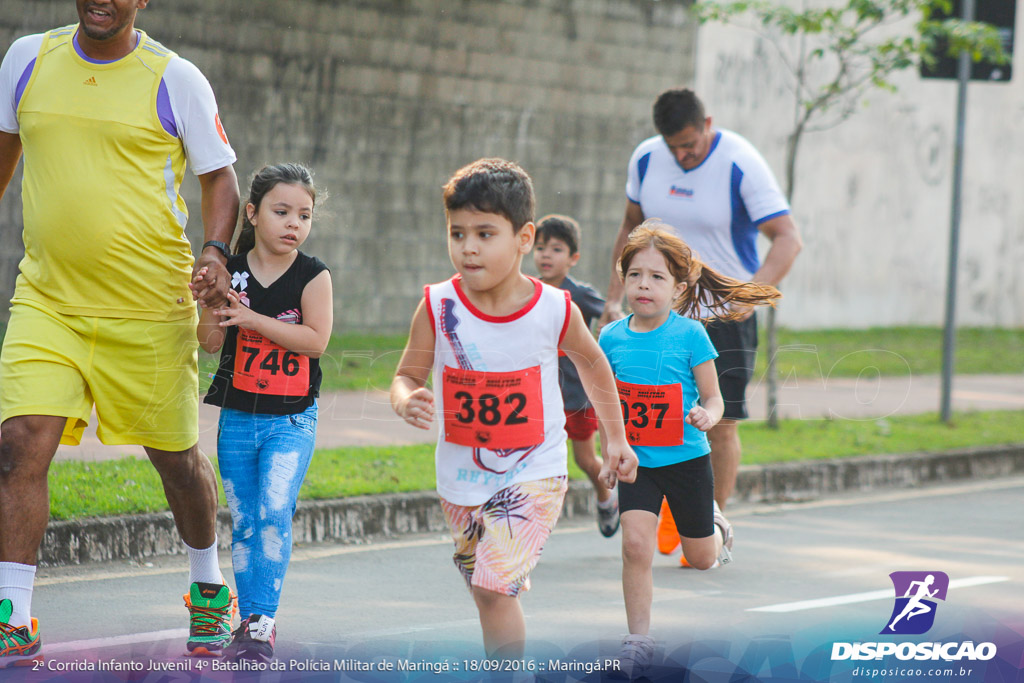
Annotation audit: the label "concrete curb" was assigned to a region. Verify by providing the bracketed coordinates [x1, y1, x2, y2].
[40, 444, 1023, 567]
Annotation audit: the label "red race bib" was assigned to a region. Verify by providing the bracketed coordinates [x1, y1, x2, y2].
[616, 379, 684, 447]
[232, 328, 310, 396]
[442, 365, 545, 450]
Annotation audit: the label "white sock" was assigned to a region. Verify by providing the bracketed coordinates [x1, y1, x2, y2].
[597, 491, 618, 509]
[184, 538, 221, 585]
[0, 562, 36, 628]
[712, 500, 728, 541]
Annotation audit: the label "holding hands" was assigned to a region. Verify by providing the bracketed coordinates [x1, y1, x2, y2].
[189, 257, 232, 309]
[192, 267, 255, 328]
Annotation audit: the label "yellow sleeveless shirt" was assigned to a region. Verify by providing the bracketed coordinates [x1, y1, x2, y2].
[15, 26, 196, 321]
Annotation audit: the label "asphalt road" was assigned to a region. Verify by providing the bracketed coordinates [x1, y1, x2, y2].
[18, 476, 1023, 681]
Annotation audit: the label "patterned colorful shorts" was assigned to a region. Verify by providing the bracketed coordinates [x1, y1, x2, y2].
[440, 476, 568, 597]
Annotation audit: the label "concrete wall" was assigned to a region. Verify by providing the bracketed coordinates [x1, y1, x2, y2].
[0, 0, 698, 332]
[5, 1, 1020, 332]
[694, 7, 1024, 329]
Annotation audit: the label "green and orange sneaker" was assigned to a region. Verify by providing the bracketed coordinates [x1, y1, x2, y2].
[183, 582, 236, 656]
[0, 599, 42, 668]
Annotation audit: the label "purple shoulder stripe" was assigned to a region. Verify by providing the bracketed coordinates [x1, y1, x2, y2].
[157, 79, 177, 137]
[15, 59, 35, 108]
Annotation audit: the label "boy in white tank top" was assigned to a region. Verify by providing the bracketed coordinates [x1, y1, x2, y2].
[391, 158, 638, 660]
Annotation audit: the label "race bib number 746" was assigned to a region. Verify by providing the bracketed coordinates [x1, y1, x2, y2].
[442, 365, 544, 449]
[233, 328, 309, 396]
[616, 379, 684, 447]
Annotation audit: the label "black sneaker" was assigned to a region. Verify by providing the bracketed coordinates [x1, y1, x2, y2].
[231, 615, 276, 663]
[221, 621, 249, 660]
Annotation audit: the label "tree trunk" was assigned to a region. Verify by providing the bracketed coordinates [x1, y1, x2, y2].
[765, 306, 779, 427]
[766, 126, 803, 429]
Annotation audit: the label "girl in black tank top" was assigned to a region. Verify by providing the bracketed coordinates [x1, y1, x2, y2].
[195, 164, 333, 662]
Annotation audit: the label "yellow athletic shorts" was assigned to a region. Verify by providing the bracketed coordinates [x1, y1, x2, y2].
[0, 300, 199, 451]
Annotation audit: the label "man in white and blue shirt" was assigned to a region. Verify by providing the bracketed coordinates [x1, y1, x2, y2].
[602, 88, 803, 514]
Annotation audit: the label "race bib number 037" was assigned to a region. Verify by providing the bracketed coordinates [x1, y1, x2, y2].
[616, 379, 684, 447]
[233, 328, 309, 396]
[442, 365, 544, 449]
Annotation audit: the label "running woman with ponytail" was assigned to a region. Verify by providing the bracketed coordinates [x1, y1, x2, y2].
[599, 221, 780, 678]
[196, 163, 332, 663]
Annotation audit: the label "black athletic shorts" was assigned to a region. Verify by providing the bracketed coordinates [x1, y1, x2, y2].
[705, 313, 758, 420]
[618, 455, 715, 538]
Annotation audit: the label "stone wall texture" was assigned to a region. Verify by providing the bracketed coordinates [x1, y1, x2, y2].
[6, 2, 1018, 331]
[0, 0, 697, 332]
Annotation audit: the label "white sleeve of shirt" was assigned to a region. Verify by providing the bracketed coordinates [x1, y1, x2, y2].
[735, 141, 790, 224]
[163, 56, 236, 176]
[624, 140, 646, 204]
[0, 34, 45, 134]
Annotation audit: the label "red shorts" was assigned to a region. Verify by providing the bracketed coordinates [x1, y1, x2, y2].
[563, 406, 597, 441]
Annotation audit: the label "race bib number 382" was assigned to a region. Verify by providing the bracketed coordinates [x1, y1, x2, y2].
[233, 328, 309, 396]
[616, 379, 684, 447]
[442, 365, 544, 450]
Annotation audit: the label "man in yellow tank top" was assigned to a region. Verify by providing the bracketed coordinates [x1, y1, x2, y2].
[0, 0, 241, 663]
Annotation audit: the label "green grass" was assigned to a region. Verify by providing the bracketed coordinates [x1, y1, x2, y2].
[301, 444, 437, 498]
[755, 327, 1024, 379]
[47, 410, 1024, 520]
[196, 326, 1024, 394]
[200, 332, 407, 394]
[9, 323, 1018, 396]
[740, 410, 1024, 464]
[49, 458, 217, 521]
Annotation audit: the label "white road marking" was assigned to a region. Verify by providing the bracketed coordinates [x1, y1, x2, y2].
[335, 617, 483, 639]
[748, 575, 1010, 613]
[43, 628, 188, 654]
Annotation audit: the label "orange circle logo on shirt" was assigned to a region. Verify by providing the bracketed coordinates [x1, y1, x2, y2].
[215, 113, 229, 145]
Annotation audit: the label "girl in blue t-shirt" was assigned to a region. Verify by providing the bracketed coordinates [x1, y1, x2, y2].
[598, 220, 779, 676]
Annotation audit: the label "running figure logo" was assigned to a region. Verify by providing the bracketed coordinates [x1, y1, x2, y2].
[881, 571, 949, 635]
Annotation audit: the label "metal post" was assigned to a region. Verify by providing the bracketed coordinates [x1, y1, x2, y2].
[940, 0, 975, 423]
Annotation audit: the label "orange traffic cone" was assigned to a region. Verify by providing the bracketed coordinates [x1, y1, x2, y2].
[656, 497, 681, 555]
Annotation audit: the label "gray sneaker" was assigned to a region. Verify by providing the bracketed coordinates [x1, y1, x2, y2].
[597, 490, 620, 538]
[615, 633, 655, 679]
[713, 500, 734, 566]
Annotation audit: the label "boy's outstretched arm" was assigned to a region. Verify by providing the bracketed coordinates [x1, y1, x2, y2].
[391, 299, 436, 430]
[560, 303, 637, 486]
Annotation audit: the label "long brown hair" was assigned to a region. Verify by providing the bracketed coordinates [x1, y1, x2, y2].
[618, 220, 781, 321]
[235, 163, 319, 254]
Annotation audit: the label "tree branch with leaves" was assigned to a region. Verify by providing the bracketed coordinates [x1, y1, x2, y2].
[692, 0, 1007, 427]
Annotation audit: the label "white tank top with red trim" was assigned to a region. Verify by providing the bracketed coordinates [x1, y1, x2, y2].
[426, 275, 572, 506]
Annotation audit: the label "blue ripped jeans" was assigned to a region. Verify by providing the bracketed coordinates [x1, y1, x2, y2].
[217, 402, 317, 619]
